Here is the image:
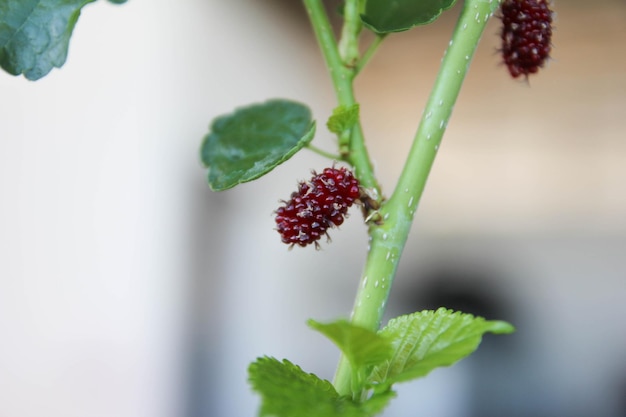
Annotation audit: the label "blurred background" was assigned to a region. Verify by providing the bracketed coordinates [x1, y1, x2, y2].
[1, 0, 625, 416]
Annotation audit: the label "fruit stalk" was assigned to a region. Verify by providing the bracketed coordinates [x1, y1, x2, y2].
[332, 0, 503, 396]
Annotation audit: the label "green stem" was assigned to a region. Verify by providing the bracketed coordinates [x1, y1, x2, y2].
[338, 0, 364, 66]
[355, 34, 386, 75]
[306, 143, 343, 161]
[303, 0, 381, 198]
[332, 0, 502, 396]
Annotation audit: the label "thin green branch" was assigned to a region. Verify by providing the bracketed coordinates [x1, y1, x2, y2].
[303, 0, 381, 199]
[306, 143, 343, 161]
[355, 34, 386, 75]
[338, 0, 365, 66]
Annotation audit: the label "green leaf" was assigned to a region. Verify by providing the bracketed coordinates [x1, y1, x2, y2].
[308, 319, 392, 372]
[249, 357, 376, 417]
[201, 99, 315, 191]
[327, 104, 359, 135]
[362, 0, 458, 34]
[360, 389, 396, 416]
[108, 0, 127, 3]
[368, 308, 515, 387]
[0, 0, 97, 80]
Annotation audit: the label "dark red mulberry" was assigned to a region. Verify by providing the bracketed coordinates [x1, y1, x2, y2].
[275, 167, 361, 247]
[499, 0, 553, 78]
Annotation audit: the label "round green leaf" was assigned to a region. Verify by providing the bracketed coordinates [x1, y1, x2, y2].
[362, 0, 458, 34]
[201, 99, 316, 191]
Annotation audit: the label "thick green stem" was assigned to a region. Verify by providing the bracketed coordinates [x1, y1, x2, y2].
[303, 0, 381, 197]
[333, 0, 502, 396]
[388, 0, 501, 212]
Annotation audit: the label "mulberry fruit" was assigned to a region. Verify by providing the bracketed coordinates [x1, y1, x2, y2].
[500, 0, 553, 78]
[275, 167, 361, 247]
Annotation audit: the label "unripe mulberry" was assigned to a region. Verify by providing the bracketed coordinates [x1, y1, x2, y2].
[275, 167, 360, 247]
[499, 0, 553, 78]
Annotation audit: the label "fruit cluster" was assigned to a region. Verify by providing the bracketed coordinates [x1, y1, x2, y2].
[500, 0, 553, 78]
[275, 167, 361, 247]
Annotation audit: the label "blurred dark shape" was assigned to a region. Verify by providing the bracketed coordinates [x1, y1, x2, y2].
[399, 264, 513, 323]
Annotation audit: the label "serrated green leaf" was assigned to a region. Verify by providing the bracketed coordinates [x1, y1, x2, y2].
[201, 99, 315, 191]
[249, 357, 373, 417]
[360, 389, 396, 416]
[0, 0, 97, 80]
[368, 308, 514, 387]
[309, 319, 392, 372]
[327, 104, 359, 135]
[362, 0, 458, 34]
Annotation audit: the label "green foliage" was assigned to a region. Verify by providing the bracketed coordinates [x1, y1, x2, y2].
[358, 389, 396, 416]
[251, 309, 512, 416]
[200, 99, 316, 191]
[248, 357, 346, 417]
[0, 0, 93, 80]
[308, 319, 392, 371]
[248, 357, 394, 417]
[327, 104, 360, 135]
[368, 308, 515, 389]
[361, 0, 458, 34]
[0, 0, 126, 80]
